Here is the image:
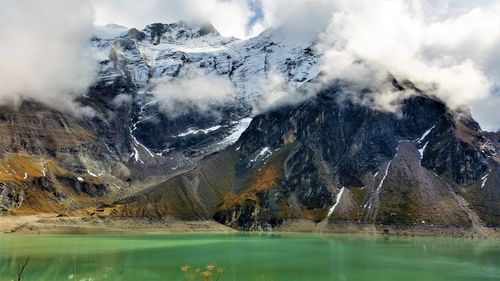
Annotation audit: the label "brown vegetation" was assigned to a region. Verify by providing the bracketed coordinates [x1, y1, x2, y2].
[301, 207, 329, 222]
[218, 160, 282, 211]
[181, 263, 225, 281]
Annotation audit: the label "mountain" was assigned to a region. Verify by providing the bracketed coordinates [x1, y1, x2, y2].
[0, 21, 497, 236]
[90, 21, 319, 170]
[109, 80, 499, 235]
[0, 21, 319, 214]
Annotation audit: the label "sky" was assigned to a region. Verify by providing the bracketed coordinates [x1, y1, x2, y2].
[0, 0, 499, 130]
[92, 0, 265, 39]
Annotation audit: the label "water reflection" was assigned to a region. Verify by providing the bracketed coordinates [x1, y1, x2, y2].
[0, 233, 498, 281]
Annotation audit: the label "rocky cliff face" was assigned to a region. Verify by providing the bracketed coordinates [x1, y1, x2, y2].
[212, 82, 498, 229]
[91, 21, 320, 168]
[0, 22, 497, 233]
[0, 102, 118, 213]
[110, 80, 498, 232]
[0, 21, 320, 213]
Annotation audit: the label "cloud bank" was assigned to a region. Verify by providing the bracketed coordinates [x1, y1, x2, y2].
[150, 68, 235, 118]
[314, 0, 499, 130]
[249, 0, 499, 130]
[91, 0, 499, 129]
[0, 0, 498, 130]
[0, 0, 98, 116]
[93, 0, 262, 39]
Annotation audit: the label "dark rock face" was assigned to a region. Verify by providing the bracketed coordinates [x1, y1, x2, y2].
[31, 176, 55, 193]
[0, 21, 249, 212]
[127, 28, 146, 41]
[112, 81, 497, 231]
[237, 87, 441, 185]
[213, 197, 284, 231]
[0, 182, 23, 211]
[56, 176, 108, 197]
[133, 103, 248, 154]
[467, 162, 500, 227]
[0, 78, 131, 212]
[143, 21, 220, 45]
[421, 116, 490, 185]
[0, 21, 497, 234]
[207, 83, 498, 229]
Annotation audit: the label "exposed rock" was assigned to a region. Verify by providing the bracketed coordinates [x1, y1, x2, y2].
[0, 21, 497, 236]
[114, 81, 498, 231]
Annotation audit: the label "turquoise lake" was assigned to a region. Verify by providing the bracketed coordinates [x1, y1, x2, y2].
[0, 233, 498, 281]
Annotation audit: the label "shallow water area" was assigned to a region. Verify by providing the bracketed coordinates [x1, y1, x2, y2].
[0, 233, 498, 281]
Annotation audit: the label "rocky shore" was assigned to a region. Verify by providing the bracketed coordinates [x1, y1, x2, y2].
[1, 215, 497, 240]
[0, 215, 235, 234]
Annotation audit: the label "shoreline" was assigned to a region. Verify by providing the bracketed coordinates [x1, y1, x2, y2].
[278, 219, 500, 239]
[0, 215, 236, 234]
[0, 215, 498, 239]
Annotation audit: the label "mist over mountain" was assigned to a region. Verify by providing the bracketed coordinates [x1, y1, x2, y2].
[1, 0, 499, 129]
[0, 0, 498, 238]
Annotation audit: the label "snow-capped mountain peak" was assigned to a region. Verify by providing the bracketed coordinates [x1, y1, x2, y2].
[87, 21, 323, 174]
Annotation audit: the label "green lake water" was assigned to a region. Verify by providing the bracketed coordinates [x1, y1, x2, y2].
[0, 233, 498, 281]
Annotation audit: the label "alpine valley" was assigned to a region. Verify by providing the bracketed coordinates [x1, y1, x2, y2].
[0, 21, 498, 238]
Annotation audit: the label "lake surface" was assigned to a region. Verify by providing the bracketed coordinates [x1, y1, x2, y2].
[0, 233, 498, 281]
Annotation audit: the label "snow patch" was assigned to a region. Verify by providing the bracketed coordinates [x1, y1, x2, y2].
[418, 125, 436, 142]
[251, 147, 272, 162]
[480, 172, 490, 188]
[144, 43, 228, 54]
[218, 118, 252, 147]
[131, 146, 144, 164]
[128, 101, 157, 161]
[176, 125, 222, 137]
[258, 147, 272, 156]
[138, 141, 156, 158]
[418, 141, 429, 162]
[328, 187, 345, 217]
[417, 126, 435, 164]
[77, 177, 84, 182]
[377, 160, 392, 192]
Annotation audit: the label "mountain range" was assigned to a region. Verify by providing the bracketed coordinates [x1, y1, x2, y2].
[0, 21, 497, 236]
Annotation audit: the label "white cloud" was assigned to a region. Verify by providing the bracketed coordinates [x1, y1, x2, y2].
[247, 0, 499, 130]
[150, 68, 235, 118]
[252, 70, 315, 113]
[92, 0, 260, 39]
[0, 0, 98, 116]
[112, 93, 133, 108]
[257, 0, 337, 41]
[0, 0, 498, 130]
[315, 0, 500, 130]
[198, 0, 261, 38]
